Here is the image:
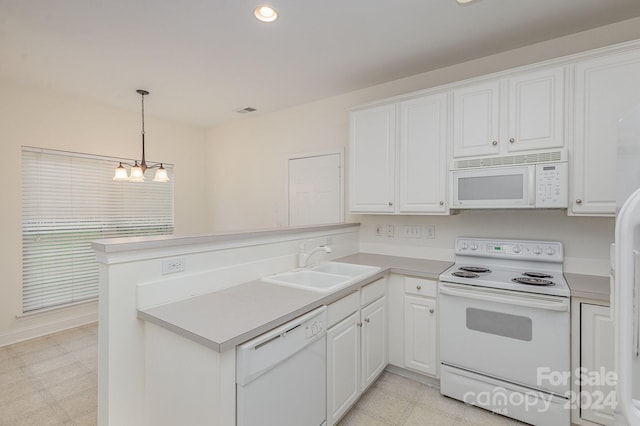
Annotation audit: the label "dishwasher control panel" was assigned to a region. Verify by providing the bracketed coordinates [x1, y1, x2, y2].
[306, 317, 325, 338]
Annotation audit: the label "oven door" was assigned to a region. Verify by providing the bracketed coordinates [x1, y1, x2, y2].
[439, 282, 570, 395]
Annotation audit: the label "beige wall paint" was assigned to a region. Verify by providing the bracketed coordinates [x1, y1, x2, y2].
[0, 81, 209, 345]
[205, 17, 640, 272]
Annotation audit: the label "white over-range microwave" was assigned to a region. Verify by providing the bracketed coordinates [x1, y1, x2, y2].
[450, 152, 568, 209]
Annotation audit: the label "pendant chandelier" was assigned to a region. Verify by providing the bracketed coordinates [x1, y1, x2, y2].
[113, 89, 169, 182]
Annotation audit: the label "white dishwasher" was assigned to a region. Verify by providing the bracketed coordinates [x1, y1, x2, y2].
[236, 306, 327, 426]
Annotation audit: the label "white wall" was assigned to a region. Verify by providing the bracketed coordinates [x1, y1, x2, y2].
[0, 81, 210, 346]
[205, 17, 640, 274]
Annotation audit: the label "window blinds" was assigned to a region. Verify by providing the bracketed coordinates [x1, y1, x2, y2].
[21, 147, 174, 313]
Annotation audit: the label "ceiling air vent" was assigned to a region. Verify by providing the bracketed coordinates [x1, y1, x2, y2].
[234, 107, 257, 114]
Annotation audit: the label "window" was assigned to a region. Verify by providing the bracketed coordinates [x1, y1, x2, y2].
[21, 147, 174, 313]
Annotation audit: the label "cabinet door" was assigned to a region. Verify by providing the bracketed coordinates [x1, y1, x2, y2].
[398, 94, 448, 213]
[327, 312, 361, 426]
[404, 295, 438, 377]
[453, 81, 500, 158]
[580, 304, 615, 425]
[361, 296, 387, 391]
[572, 49, 640, 215]
[507, 67, 565, 153]
[349, 105, 396, 213]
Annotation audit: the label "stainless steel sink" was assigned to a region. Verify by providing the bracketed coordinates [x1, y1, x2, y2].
[261, 262, 380, 293]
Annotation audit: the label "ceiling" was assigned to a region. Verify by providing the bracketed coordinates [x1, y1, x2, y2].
[2, 0, 640, 128]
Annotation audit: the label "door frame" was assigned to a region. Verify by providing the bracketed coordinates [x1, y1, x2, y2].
[287, 148, 344, 227]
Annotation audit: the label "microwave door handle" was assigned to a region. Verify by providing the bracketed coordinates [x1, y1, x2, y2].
[439, 284, 569, 312]
[528, 167, 536, 206]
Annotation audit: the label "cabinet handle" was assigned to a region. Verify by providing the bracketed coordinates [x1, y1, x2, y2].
[388, 202, 393, 207]
[416, 285, 422, 290]
[357, 322, 363, 327]
[439, 201, 444, 206]
[576, 199, 583, 204]
[364, 318, 370, 323]
[492, 140, 498, 146]
[509, 138, 515, 143]
[429, 308, 435, 314]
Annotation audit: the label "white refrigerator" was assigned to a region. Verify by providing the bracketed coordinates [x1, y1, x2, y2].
[614, 103, 640, 425]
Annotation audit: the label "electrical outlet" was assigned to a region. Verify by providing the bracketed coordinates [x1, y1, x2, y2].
[403, 225, 422, 239]
[386, 224, 395, 238]
[375, 225, 382, 237]
[425, 225, 435, 239]
[162, 257, 186, 274]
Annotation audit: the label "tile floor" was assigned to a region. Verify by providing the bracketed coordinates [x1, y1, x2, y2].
[338, 372, 527, 426]
[0, 324, 98, 426]
[1, 324, 525, 426]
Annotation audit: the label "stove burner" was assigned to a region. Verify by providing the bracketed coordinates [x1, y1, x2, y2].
[452, 271, 480, 278]
[523, 272, 553, 279]
[512, 277, 555, 286]
[459, 266, 491, 274]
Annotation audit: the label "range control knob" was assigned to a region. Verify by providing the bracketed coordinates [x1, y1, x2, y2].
[460, 242, 469, 250]
[470, 243, 478, 251]
[546, 247, 556, 256]
[513, 246, 521, 254]
[534, 247, 543, 255]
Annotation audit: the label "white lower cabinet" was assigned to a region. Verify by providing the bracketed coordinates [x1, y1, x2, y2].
[326, 278, 388, 426]
[403, 277, 438, 377]
[404, 295, 437, 376]
[572, 300, 615, 426]
[327, 311, 360, 425]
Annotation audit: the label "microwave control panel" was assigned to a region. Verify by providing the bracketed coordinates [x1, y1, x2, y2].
[535, 163, 568, 208]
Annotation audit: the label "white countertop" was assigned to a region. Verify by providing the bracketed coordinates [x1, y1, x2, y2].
[138, 252, 611, 353]
[138, 253, 452, 352]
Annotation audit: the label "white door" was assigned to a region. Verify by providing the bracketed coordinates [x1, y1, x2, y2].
[288, 152, 342, 226]
[349, 105, 396, 213]
[453, 81, 500, 158]
[404, 295, 437, 377]
[361, 297, 387, 391]
[571, 49, 640, 215]
[326, 312, 360, 426]
[398, 93, 448, 213]
[507, 67, 565, 153]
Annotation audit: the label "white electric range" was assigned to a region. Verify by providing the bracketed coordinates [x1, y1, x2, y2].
[439, 237, 571, 426]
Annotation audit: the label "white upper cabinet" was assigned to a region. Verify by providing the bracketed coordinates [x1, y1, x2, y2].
[453, 80, 500, 158]
[453, 67, 565, 158]
[507, 67, 565, 152]
[349, 104, 396, 213]
[571, 48, 640, 216]
[398, 94, 448, 213]
[349, 92, 449, 215]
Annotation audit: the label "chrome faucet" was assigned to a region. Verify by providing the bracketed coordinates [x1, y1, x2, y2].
[298, 245, 332, 268]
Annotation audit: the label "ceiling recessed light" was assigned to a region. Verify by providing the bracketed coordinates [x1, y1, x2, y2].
[254, 6, 278, 23]
[456, 0, 476, 4]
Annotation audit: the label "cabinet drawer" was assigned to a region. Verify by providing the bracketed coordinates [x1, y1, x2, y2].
[404, 277, 437, 297]
[361, 278, 386, 306]
[327, 291, 359, 328]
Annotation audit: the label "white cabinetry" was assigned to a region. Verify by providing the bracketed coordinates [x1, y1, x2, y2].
[327, 310, 360, 425]
[403, 277, 438, 377]
[398, 94, 448, 213]
[571, 299, 615, 426]
[326, 278, 388, 426]
[349, 92, 448, 214]
[349, 105, 396, 213]
[453, 67, 565, 158]
[570, 48, 640, 215]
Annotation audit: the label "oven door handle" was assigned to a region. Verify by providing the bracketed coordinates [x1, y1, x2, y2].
[439, 284, 570, 312]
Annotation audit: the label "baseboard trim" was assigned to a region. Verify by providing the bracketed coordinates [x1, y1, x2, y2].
[0, 309, 98, 347]
[385, 364, 441, 389]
